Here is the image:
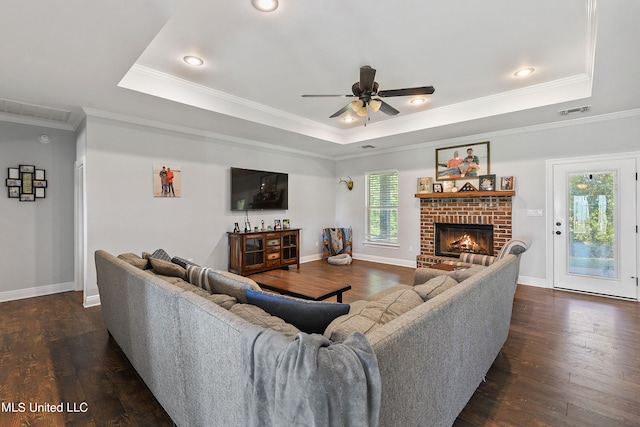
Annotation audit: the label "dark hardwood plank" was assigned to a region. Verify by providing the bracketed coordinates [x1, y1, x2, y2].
[1, 260, 638, 426]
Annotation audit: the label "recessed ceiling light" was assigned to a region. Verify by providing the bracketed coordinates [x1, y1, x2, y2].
[183, 55, 204, 66]
[343, 117, 356, 123]
[252, 0, 279, 12]
[410, 98, 426, 105]
[38, 134, 51, 144]
[514, 67, 535, 77]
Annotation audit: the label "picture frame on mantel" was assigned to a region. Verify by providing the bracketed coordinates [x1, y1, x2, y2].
[436, 141, 490, 180]
[417, 177, 433, 193]
[479, 174, 496, 191]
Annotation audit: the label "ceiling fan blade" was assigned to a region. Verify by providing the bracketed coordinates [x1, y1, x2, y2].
[359, 66, 376, 93]
[378, 99, 400, 116]
[301, 94, 355, 98]
[377, 86, 435, 97]
[329, 103, 353, 118]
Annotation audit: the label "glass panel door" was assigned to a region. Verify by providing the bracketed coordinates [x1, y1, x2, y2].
[552, 158, 637, 299]
[568, 172, 616, 278]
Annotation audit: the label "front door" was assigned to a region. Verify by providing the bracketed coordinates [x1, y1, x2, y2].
[552, 157, 637, 299]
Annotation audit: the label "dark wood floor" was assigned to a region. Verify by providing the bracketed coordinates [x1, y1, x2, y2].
[1, 259, 638, 426]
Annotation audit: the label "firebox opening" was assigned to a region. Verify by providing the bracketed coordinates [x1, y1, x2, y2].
[435, 223, 494, 258]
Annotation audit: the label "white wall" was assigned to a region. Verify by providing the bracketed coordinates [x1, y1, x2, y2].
[3, 110, 638, 303]
[336, 112, 640, 286]
[0, 121, 76, 301]
[83, 115, 336, 302]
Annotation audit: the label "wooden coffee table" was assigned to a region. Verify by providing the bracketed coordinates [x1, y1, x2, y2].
[249, 269, 351, 302]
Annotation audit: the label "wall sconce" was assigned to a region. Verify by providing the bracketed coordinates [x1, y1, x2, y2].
[339, 177, 354, 190]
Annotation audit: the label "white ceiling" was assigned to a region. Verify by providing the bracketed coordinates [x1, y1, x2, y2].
[1, 0, 639, 158]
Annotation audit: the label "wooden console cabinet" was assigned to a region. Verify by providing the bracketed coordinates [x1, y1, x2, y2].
[227, 229, 300, 276]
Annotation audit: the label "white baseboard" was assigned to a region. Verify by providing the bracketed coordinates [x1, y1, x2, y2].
[83, 294, 101, 308]
[0, 281, 76, 303]
[300, 254, 323, 264]
[518, 275, 549, 288]
[352, 252, 417, 268]
[301, 252, 417, 268]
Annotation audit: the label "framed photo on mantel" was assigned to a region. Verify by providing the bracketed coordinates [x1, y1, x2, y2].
[436, 141, 490, 180]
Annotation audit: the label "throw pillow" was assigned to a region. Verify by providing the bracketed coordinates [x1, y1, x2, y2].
[245, 289, 350, 334]
[459, 253, 495, 266]
[149, 258, 187, 280]
[148, 248, 172, 262]
[208, 270, 261, 303]
[186, 265, 214, 292]
[413, 275, 459, 301]
[117, 253, 149, 270]
[171, 256, 198, 269]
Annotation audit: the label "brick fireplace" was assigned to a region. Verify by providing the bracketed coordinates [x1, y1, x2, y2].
[416, 194, 513, 268]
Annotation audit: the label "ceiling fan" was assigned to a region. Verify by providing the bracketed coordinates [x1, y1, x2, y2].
[302, 65, 435, 122]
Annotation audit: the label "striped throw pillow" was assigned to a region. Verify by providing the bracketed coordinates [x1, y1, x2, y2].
[186, 265, 214, 293]
[459, 252, 495, 266]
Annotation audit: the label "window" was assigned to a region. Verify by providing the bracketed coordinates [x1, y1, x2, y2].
[365, 170, 398, 245]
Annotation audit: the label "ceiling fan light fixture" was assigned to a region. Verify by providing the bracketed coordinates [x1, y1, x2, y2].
[252, 0, 278, 12]
[369, 99, 382, 112]
[183, 55, 204, 66]
[351, 100, 367, 116]
[514, 67, 535, 77]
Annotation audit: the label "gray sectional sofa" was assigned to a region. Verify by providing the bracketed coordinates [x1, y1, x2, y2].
[95, 237, 528, 427]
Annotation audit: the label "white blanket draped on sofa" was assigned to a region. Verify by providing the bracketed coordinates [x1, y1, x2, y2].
[242, 325, 381, 427]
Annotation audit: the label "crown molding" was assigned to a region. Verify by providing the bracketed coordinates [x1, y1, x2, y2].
[0, 111, 76, 131]
[118, 64, 345, 143]
[120, 62, 595, 146]
[82, 107, 335, 160]
[335, 108, 640, 161]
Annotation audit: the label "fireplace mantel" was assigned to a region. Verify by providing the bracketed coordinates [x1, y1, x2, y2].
[414, 190, 515, 199]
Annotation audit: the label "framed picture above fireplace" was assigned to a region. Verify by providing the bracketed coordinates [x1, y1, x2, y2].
[436, 141, 489, 181]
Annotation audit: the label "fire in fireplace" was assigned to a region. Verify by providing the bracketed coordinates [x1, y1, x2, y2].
[435, 223, 494, 257]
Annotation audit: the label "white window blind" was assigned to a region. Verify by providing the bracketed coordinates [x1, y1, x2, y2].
[365, 170, 398, 244]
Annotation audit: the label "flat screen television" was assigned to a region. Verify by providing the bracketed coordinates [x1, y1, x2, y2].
[230, 167, 289, 211]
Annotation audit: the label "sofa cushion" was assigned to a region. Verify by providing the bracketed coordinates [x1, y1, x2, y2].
[366, 284, 413, 301]
[324, 288, 423, 342]
[204, 293, 238, 310]
[231, 303, 301, 339]
[117, 253, 149, 270]
[208, 270, 261, 303]
[413, 275, 459, 301]
[446, 265, 486, 282]
[245, 289, 349, 335]
[170, 280, 238, 310]
[150, 258, 187, 280]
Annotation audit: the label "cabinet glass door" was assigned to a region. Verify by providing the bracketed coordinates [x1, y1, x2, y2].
[282, 233, 298, 261]
[244, 237, 264, 268]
